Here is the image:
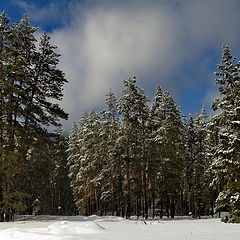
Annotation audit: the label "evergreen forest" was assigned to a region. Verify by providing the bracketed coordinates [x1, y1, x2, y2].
[0, 14, 239, 223]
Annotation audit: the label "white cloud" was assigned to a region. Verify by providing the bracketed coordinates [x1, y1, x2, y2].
[16, 0, 240, 128]
[51, 1, 187, 127]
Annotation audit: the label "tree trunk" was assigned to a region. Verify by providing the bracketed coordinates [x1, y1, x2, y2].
[152, 189, 155, 219]
[143, 172, 148, 219]
[170, 197, 175, 218]
[160, 197, 164, 219]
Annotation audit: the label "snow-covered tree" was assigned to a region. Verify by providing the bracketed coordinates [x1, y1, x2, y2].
[210, 45, 240, 222]
[99, 90, 123, 215]
[152, 90, 185, 218]
[149, 86, 167, 218]
[117, 76, 149, 218]
[68, 111, 103, 215]
[185, 107, 212, 218]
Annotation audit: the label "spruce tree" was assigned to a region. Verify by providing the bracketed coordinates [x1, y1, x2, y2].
[210, 45, 240, 222]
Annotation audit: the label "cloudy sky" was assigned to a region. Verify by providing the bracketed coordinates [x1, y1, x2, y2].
[2, 0, 240, 129]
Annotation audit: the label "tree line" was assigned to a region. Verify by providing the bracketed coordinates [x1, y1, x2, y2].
[68, 77, 211, 219]
[68, 46, 240, 223]
[0, 13, 239, 223]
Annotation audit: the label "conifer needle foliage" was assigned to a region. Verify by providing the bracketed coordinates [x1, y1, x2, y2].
[0, 13, 71, 221]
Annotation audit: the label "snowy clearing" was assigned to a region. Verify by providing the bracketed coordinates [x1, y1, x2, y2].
[0, 215, 239, 240]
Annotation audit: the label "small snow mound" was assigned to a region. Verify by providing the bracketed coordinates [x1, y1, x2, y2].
[0, 228, 53, 240]
[16, 214, 125, 222]
[0, 221, 105, 240]
[90, 215, 124, 222]
[48, 221, 105, 234]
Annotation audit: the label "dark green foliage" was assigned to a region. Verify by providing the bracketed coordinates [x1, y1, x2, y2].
[209, 45, 240, 223]
[24, 129, 75, 215]
[185, 108, 212, 218]
[0, 13, 70, 221]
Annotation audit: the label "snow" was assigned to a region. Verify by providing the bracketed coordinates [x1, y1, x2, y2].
[0, 215, 239, 240]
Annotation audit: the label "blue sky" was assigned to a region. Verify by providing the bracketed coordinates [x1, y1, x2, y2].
[0, 0, 70, 31]
[2, 0, 240, 128]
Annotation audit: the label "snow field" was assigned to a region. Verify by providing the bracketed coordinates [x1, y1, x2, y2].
[0, 216, 239, 240]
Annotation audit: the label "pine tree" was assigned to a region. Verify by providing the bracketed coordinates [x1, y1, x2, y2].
[0, 14, 68, 221]
[68, 123, 82, 211]
[117, 76, 149, 218]
[210, 45, 240, 222]
[0, 14, 36, 221]
[0, 12, 11, 222]
[68, 111, 101, 215]
[149, 86, 166, 218]
[153, 90, 185, 218]
[99, 90, 122, 215]
[185, 114, 196, 216]
[185, 107, 211, 218]
[194, 107, 212, 217]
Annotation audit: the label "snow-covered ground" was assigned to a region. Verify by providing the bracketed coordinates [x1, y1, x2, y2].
[0, 215, 239, 240]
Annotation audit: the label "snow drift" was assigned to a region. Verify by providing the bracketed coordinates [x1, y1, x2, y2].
[0, 220, 106, 240]
[0, 215, 239, 240]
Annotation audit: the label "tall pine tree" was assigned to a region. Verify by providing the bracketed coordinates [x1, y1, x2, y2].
[0, 13, 68, 221]
[210, 45, 240, 222]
